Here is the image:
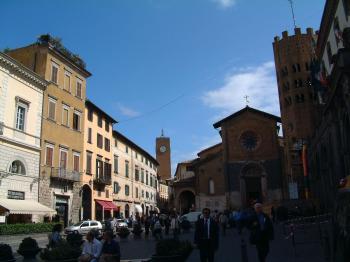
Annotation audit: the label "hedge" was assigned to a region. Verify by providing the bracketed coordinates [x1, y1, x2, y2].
[0, 223, 59, 235]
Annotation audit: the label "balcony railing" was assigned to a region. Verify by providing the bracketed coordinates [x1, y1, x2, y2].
[94, 174, 112, 185]
[49, 167, 81, 182]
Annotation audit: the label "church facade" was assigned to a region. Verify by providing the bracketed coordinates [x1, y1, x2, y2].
[191, 107, 285, 210]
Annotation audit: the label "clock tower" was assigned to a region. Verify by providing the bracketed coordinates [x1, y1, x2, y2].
[156, 130, 171, 181]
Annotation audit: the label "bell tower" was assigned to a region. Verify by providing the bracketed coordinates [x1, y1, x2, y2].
[156, 130, 171, 181]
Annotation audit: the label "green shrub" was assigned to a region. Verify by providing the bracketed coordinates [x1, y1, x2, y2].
[66, 233, 83, 248]
[18, 237, 39, 250]
[40, 242, 81, 261]
[0, 223, 59, 235]
[155, 239, 193, 257]
[0, 243, 14, 261]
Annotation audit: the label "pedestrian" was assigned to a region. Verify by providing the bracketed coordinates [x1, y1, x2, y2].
[219, 213, 228, 236]
[194, 208, 219, 262]
[249, 203, 274, 262]
[271, 206, 276, 223]
[78, 230, 102, 262]
[164, 215, 170, 235]
[100, 230, 121, 262]
[143, 215, 149, 236]
[49, 223, 62, 248]
[153, 218, 163, 240]
[170, 213, 180, 239]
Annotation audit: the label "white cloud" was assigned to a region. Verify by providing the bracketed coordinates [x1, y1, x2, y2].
[201, 61, 280, 120]
[212, 0, 237, 9]
[117, 103, 140, 118]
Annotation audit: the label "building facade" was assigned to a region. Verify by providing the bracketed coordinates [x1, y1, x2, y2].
[213, 107, 284, 209]
[0, 52, 54, 223]
[8, 35, 92, 226]
[112, 131, 159, 218]
[157, 180, 169, 212]
[273, 28, 319, 200]
[191, 143, 226, 212]
[81, 100, 117, 221]
[171, 161, 196, 214]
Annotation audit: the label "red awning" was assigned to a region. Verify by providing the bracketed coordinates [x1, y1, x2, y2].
[96, 200, 118, 210]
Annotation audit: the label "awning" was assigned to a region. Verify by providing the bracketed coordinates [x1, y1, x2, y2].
[0, 199, 56, 216]
[96, 200, 118, 210]
[134, 204, 143, 213]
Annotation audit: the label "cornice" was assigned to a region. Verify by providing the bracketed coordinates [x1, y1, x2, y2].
[0, 52, 49, 90]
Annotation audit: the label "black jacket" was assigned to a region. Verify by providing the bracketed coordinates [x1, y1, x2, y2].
[249, 212, 274, 245]
[194, 217, 219, 250]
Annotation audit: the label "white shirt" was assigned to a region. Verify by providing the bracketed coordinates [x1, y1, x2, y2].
[82, 238, 102, 259]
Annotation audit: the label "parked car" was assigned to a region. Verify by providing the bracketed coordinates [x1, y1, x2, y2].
[64, 220, 102, 235]
[116, 219, 128, 230]
[180, 211, 202, 224]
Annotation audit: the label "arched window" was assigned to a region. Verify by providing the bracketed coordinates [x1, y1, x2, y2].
[209, 179, 215, 195]
[8, 160, 26, 175]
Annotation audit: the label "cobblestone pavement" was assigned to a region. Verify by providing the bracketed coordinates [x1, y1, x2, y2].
[0, 224, 327, 262]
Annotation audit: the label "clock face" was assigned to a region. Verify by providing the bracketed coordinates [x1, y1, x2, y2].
[239, 131, 259, 151]
[160, 145, 167, 153]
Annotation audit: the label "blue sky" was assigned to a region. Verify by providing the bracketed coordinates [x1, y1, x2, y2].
[1, 0, 325, 174]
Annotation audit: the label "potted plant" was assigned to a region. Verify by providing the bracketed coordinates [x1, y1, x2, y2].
[132, 223, 143, 237]
[0, 243, 16, 262]
[40, 242, 81, 262]
[151, 239, 193, 262]
[117, 227, 130, 239]
[17, 237, 41, 260]
[66, 233, 83, 248]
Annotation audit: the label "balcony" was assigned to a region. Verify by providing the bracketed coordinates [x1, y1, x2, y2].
[94, 174, 112, 186]
[49, 167, 80, 182]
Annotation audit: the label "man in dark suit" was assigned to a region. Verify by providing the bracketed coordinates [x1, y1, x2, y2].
[194, 208, 219, 262]
[249, 203, 274, 262]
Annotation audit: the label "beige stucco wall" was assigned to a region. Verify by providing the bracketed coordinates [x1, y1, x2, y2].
[112, 136, 158, 217]
[83, 103, 114, 219]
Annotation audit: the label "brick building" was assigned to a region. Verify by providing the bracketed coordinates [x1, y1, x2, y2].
[273, 28, 319, 199]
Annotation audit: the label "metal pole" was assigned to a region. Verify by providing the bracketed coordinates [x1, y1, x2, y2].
[240, 237, 249, 262]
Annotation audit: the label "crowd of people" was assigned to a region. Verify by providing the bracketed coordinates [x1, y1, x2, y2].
[47, 203, 276, 262]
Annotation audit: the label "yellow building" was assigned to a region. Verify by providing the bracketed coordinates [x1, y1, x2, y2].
[82, 100, 117, 221]
[112, 131, 159, 218]
[7, 35, 91, 226]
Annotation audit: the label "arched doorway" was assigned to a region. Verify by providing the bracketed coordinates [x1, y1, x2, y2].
[241, 163, 266, 206]
[125, 204, 130, 218]
[82, 185, 92, 220]
[141, 204, 144, 215]
[146, 206, 149, 216]
[178, 190, 195, 215]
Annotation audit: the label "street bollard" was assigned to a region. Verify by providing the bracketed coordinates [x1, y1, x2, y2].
[241, 237, 249, 262]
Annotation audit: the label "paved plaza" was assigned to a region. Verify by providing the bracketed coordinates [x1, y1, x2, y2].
[0, 223, 327, 262]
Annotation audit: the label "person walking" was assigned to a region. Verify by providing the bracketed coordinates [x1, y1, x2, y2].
[249, 203, 274, 262]
[144, 215, 151, 236]
[153, 218, 163, 240]
[170, 213, 180, 239]
[194, 208, 219, 262]
[219, 213, 228, 236]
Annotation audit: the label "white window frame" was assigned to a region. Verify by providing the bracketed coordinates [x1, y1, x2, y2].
[48, 97, 57, 120]
[73, 110, 81, 131]
[45, 143, 55, 166]
[51, 62, 59, 84]
[62, 104, 70, 127]
[64, 70, 71, 92]
[59, 147, 68, 169]
[73, 152, 80, 172]
[15, 102, 27, 131]
[76, 78, 83, 98]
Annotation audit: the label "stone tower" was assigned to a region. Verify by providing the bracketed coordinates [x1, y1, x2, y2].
[273, 27, 319, 199]
[156, 130, 171, 181]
